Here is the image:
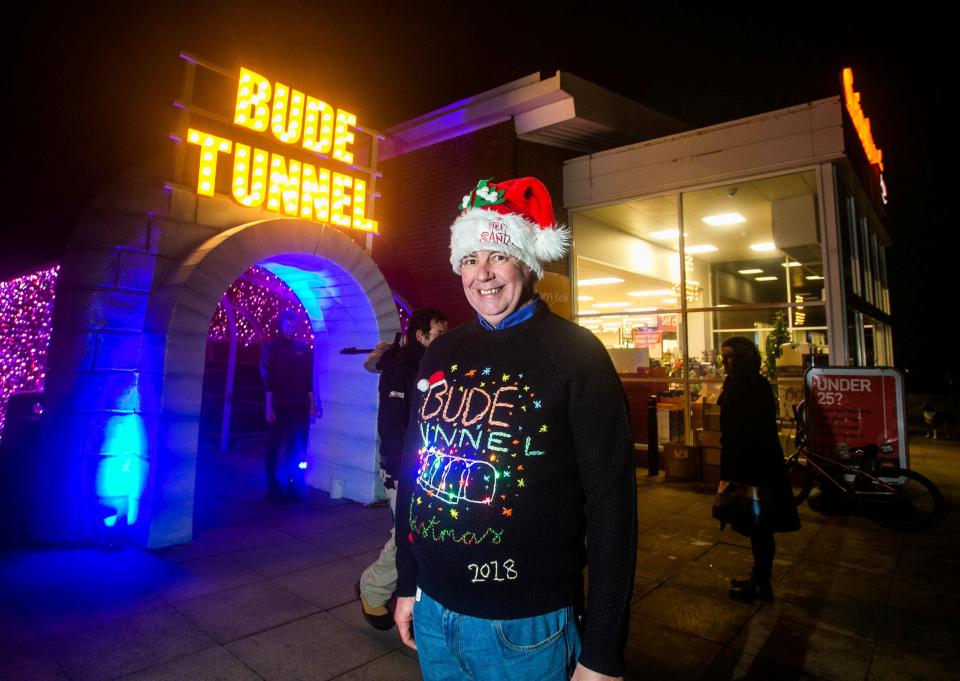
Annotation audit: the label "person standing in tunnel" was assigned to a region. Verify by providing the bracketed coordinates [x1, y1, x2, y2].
[356, 308, 448, 630]
[261, 308, 317, 502]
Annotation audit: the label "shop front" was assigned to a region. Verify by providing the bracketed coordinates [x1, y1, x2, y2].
[563, 70, 891, 478]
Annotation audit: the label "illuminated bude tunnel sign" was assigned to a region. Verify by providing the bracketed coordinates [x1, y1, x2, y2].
[842, 68, 884, 172]
[186, 66, 378, 233]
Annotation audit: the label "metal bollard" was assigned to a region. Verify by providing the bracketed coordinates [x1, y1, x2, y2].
[647, 395, 659, 476]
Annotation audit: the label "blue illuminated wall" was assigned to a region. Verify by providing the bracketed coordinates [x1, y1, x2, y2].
[38, 165, 399, 549]
[260, 255, 384, 499]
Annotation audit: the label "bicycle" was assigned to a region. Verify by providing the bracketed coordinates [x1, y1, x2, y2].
[784, 402, 944, 531]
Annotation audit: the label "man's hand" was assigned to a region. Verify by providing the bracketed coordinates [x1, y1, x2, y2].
[395, 596, 417, 650]
[571, 663, 622, 681]
[265, 405, 276, 424]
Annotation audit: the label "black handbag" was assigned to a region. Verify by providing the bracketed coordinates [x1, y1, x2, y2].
[712, 480, 769, 531]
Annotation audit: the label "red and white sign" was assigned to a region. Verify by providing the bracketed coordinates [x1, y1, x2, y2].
[632, 329, 661, 347]
[805, 367, 907, 467]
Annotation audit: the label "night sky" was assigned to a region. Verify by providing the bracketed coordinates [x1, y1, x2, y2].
[6, 3, 953, 390]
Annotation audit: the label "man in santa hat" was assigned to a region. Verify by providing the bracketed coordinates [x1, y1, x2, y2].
[394, 178, 637, 680]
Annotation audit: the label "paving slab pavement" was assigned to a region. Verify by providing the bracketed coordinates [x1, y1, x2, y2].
[1, 435, 957, 680]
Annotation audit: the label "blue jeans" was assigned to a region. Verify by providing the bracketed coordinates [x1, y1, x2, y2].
[413, 589, 582, 681]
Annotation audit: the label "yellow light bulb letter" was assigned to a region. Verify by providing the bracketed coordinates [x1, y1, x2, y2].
[187, 129, 232, 196]
[332, 109, 357, 165]
[302, 96, 335, 154]
[271, 82, 305, 145]
[331, 172, 353, 227]
[299, 163, 331, 222]
[234, 67, 272, 132]
[232, 144, 267, 207]
[351, 178, 378, 233]
[267, 153, 302, 216]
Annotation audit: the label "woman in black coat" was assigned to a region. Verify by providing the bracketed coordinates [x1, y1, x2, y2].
[718, 336, 800, 602]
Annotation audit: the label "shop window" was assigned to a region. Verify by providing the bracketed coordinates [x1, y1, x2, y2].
[847, 309, 865, 366]
[874, 322, 893, 366]
[840, 193, 862, 297]
[878, 247, 891, 314]
[679, 171, 821, 310]
[859, 216, 874, 306]
[572, 193, 682, 337]
[869, 233, 883, 308]
[686, 307, 827, 377]
[571, 171, 828, 450]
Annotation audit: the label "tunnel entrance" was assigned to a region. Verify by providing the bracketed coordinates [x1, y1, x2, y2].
[192, 250, 402, 530]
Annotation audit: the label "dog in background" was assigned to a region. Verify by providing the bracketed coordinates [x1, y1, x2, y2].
[922, 403, 957, 440]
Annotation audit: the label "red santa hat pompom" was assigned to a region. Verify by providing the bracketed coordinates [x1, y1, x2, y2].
[449, 177, 571, 279]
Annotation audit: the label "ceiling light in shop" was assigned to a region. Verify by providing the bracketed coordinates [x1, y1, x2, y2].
[627, 289, 674, 297]
[626, 307, 657, 312]
[755, 276, 778, 281]
[702, 213, 746, 226]
[577, 295, 594, 301]
[662, 298, 678, 304]
[750, 242, 777, 252]
[781, 262, 801, 267]
[578, 277, 624, 287]
[592, 302, 630, 309]
[738, 269, 763, 274]
[649, 229, 680, 240]
[685, 244, 718, 254]
[806, 275, 824, 280]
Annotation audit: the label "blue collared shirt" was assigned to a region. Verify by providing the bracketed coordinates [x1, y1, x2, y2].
[477, 296, 541, 331]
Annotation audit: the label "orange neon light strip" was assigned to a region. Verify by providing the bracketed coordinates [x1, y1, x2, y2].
[842, 68, 884, 171]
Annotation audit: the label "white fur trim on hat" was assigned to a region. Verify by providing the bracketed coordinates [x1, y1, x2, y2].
[449, 208, 570, 279]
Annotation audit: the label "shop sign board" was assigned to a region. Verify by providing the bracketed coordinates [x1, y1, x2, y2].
[177, 57, 381, 234]
[631, 329, 661, 347]
[804, 367, 907, 468]
[842, 67, 887, 204]
[536, 273, 572, 319]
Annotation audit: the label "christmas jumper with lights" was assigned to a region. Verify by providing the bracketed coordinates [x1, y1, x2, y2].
[395, 303, 637, 676]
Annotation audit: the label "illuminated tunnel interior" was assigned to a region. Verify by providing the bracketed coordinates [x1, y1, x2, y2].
[195, 254, 389, 529]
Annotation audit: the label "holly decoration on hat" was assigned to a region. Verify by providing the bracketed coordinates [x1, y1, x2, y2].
[458, 179, 505, 212]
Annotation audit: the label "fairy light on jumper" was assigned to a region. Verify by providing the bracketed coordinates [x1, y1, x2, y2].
[0, 266, 59, 440]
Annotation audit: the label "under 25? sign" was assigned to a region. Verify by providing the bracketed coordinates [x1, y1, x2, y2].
[804, 367, 908, 468]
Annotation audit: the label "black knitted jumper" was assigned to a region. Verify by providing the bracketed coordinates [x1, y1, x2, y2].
[395, 303, 637, 676]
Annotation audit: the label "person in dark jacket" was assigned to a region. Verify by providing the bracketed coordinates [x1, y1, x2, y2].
[260, 309, 317, 502]
[356, 308, 447, 630]
[394, 178, 637, 681]
[718, 336, 800, 602]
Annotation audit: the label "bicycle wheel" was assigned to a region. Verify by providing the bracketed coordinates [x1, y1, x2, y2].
[862, 467, 944, 531]
[784, 456, 813, 506]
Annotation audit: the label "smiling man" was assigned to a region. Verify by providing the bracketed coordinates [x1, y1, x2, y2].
[393, 177, 637, 681]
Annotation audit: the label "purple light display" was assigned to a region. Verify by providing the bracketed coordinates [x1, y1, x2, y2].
[208, 265, 312, 346]
[0, 266, 59, 439]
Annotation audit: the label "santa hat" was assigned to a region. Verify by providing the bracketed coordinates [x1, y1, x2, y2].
[417, 370, 446, 393]
[449, 177, 571, 279]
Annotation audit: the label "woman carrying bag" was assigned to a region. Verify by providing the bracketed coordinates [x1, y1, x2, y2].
[715, 336, 800, 602]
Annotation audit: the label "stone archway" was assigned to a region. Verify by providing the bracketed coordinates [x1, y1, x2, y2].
[142, 219, 398, 547]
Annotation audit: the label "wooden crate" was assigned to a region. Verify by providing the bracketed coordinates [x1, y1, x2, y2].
[664, 444, 702, 480]
[702, 446, 721, 467]
[696, 428, 722, 448]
